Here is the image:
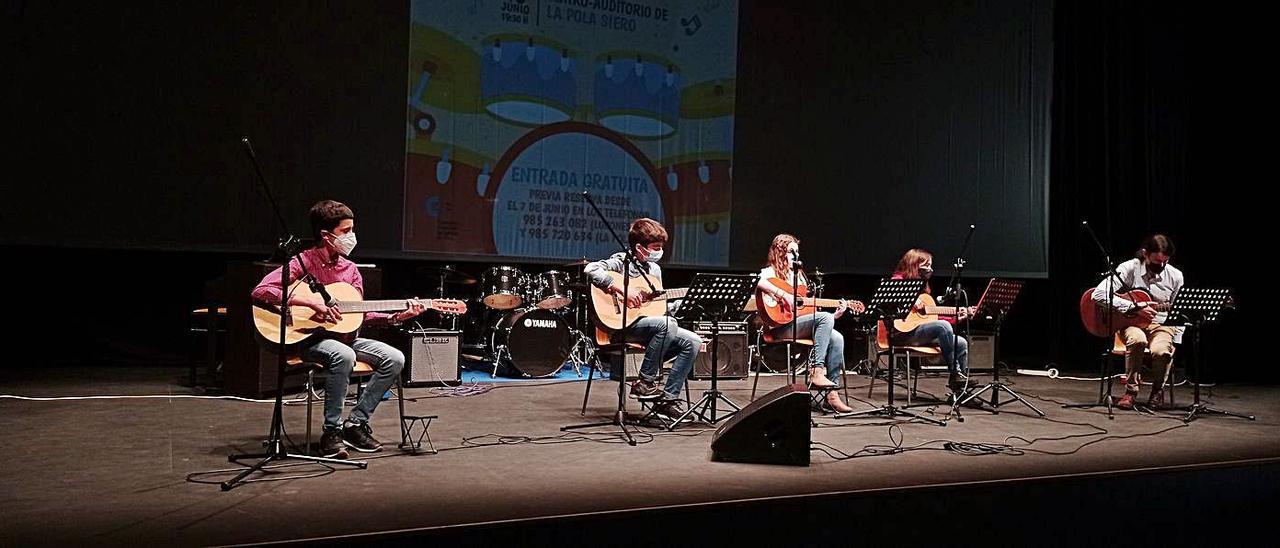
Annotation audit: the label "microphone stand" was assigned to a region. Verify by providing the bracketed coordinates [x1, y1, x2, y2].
[789, 253, 802, 385]
[1063, 221, 1119, 419]
[560, 192, 659, 444]
[942, 224, 975, 423]
[222, 137, 365, 490]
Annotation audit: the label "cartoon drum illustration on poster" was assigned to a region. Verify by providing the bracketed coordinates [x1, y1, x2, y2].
[481, 35, 578, 127]
[654, 78, 735, 264]
[592, 52, 681, 139]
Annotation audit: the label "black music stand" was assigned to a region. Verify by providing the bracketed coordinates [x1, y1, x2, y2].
[958, 279, 1044, 416]
[668, 273, 758, 429]
[1166, 288, 1252, 423]
[838, 278, 944, 426]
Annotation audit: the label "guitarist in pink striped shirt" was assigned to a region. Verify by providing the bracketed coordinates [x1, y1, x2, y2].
[252, 200, 425, 458]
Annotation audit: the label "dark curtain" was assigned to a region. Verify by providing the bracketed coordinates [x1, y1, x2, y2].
[1044, 0, 1256, 379]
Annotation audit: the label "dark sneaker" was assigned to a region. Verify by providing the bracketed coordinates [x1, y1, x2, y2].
[1115, 391, 1138, 410]
[630, 379, 664, 401]
[650, 399, 691, 423]
[947, 373, 971, 394]
[320, 429, 349, 459]
[1146, 388, 1166, 410]
[342, 422, 383, 453]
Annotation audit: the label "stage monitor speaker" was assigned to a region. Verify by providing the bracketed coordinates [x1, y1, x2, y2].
[691, 330, 748, 380]
[405, 329, 460, 386]
[711, 383, 810, 466]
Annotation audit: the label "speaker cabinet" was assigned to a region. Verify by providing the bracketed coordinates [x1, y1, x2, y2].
[711, 383, 811, 466]
[692, 330, 748, 380]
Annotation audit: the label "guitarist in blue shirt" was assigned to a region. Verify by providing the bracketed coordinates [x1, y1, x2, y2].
[584, 218, 701, 422]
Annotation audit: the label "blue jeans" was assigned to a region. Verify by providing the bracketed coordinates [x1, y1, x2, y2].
[302, 337, 405, 430]
[894, 320, 969, 373]
[770, 311, 845, 386]
[626, 316, 701, 399]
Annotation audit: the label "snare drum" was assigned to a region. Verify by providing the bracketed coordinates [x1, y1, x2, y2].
[529, 270, 573, 310]
[480, 266, 526, 309]
[488, 308, 571, 377]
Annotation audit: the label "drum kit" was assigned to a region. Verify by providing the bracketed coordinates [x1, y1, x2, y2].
[424, 260, 597, 379]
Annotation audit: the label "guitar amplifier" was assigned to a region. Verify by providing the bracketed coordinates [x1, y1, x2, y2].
[687, 321, 749, 380]
[404, 329, 461, 386]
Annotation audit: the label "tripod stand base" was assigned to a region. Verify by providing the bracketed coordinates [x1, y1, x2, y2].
[961, 382, 1046, 416]
[1178, 403, 1256, 423]
[671, 390, 740, 429]
[560, 410, 644, 445]
[835, 404, 946, 426]
[222, 449, 367, 491]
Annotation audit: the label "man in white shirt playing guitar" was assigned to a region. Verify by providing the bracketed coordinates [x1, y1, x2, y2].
[1091, 234, 1184, 410]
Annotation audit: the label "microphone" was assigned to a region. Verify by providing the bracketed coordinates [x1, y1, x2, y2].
[788, 250, 802, 267]
[240, 136, 256, 159]
[303, 275, 337, 307]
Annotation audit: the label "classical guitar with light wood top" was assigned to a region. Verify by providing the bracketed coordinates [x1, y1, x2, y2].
[892, 293, 976, 333]
[253, 280, 467, 346]
[588, 271, 688, 332]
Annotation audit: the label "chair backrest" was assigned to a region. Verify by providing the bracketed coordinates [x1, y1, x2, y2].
[876, 321, 942, 354]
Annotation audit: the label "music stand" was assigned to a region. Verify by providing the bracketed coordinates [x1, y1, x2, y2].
[668, 273, 759, 429]
[1166, 288, 1253, 423]
[958, 278, 1045, 416]
[838, 278, 944, 426]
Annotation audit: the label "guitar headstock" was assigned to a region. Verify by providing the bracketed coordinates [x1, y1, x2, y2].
[428, 299, 468, 315]
[848, 300, 866, 314]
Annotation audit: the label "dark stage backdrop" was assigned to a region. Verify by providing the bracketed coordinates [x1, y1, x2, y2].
[733, 0, 1053, 277]
[7, 0, 1052, 277]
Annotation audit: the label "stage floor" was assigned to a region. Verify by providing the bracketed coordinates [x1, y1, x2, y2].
[1, 365, 1277, 546]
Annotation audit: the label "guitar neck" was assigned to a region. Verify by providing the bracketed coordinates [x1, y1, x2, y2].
[922, 306, 965, 316]
[660, 288, 688, 300]
[336, 299, 417, 314]
[797, 298, 849, 309]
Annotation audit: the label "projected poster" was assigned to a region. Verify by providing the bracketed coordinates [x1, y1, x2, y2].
[405, 0, 738, 266]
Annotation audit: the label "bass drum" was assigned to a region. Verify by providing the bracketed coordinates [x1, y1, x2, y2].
[488, 308, 571, 377]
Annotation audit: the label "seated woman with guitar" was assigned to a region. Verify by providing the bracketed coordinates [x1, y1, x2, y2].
[755, 234, 862, 413]
[1090, 234, 1183, 410]
[891, 248, 975, 393]
[251, 200, 428, 459]
[583, 218, 700, 422]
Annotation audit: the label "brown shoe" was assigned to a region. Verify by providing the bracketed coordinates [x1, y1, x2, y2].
[1115, 391, 1138, 410]
[826, 391, 854, 413]
[807, 367, 836, 388]
[1146, 387, 1166, 410]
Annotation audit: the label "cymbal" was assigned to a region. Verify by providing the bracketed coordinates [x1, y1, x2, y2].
[562, 258, 591, 267]
[417, 265, 477, 284]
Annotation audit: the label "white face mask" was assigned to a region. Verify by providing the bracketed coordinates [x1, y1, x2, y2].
[645, 248, 663, 263]
[330, 232, 357, 256]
